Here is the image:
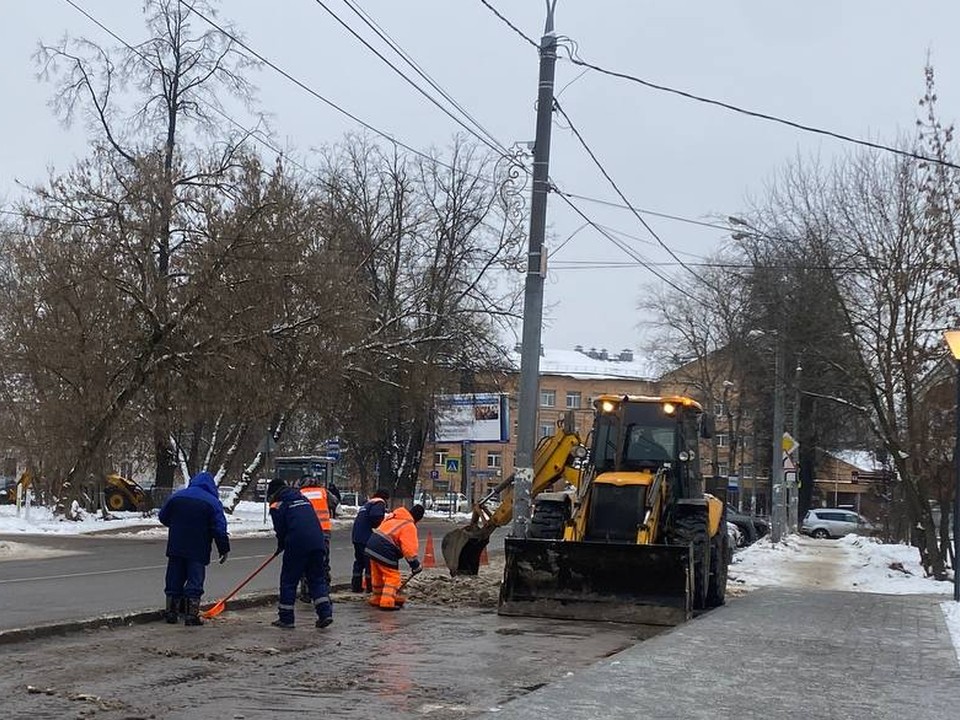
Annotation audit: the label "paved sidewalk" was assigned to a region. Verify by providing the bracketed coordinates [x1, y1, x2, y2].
[496, 588, 960, 719]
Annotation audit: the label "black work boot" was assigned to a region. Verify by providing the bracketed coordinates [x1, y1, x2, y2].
[164, 596, 180, 624]
[183, 597, 204, 626]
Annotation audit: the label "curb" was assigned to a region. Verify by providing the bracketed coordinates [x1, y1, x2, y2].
[0, 583, 351, 646]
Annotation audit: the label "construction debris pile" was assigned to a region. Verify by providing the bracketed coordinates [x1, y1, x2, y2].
[404, 561, 504, 608]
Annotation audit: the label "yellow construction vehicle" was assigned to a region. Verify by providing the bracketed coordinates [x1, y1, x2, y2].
[497, 394, 730, 625]
[441, 412, 583, 575]
[102, 474, 147, 512]
[2, 470, 33, 504]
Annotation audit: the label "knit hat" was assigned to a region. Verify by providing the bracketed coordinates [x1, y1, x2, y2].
[267, 478, 285, 501]
[410, 504, 425, 522]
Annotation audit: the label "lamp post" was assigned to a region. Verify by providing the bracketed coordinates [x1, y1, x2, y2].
[944, 330, 960, 602]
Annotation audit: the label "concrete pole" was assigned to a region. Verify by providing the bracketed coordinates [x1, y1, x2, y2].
[788, 361, 801, 533]
[771, 336, 785, 543]
[954, 358, 960, 602]
[512, 2, 558, 538]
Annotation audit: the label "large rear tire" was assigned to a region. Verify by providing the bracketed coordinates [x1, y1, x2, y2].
[105, 489, 131, 512]
[706, 521, 729, 608]
[528, 500, 568, 539]
[670, 512, 710, 610]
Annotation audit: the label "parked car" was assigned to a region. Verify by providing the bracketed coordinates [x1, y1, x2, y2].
[339, 491, 365, 509]
[725, 506, 769, 548]
[801, 508, 872, 539]
[433, 492, 470, 513]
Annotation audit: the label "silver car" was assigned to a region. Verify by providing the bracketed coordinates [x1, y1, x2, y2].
[801, 508, 872, 539]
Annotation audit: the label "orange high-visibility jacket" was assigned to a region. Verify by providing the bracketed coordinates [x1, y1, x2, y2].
[300, 487, 332, 533]
[365, 506, 419, 568]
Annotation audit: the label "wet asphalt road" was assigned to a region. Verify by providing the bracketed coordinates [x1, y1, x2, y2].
[2, 597, 654, 720]
[0, 518, 472, 631]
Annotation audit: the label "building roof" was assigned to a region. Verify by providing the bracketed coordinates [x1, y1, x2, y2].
[827, 449, 886, 473]
[506, 348, 656, 381]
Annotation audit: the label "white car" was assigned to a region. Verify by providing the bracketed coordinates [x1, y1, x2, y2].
[801, 508, 873, 539]
[433, 492, 470, 513]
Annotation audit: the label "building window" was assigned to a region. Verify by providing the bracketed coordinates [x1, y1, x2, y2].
[714, 401, 726, 417]
[716, 433, 728, 448]
[741, 464, 754, 478]
[565, 391, 581, 409]
[540, 389, 556, 407]
[539, 424, 553, 438]
[487, 451, 502, 469]
[717, 463, 729, 477]
[434, 450, 449, 467]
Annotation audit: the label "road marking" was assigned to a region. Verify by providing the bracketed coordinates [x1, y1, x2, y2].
[0, 554, 272, 584]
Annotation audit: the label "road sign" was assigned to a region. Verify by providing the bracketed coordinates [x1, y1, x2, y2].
[324, 439, 341, 461]
[782, 432, 797, 455]
[429, 470, 439, 480]
[727, 475, 739, 490]
[445, 458, 460, 473]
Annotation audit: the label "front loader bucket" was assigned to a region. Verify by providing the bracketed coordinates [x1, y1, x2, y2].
[442, 524, 493, 576]
[498, 538, 693, 626]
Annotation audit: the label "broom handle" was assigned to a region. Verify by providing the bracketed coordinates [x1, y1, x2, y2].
[220, 550, 280, 604]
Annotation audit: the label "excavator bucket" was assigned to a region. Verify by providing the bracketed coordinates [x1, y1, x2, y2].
[498, 538, 693, 626]
[442, 524, 493, 576]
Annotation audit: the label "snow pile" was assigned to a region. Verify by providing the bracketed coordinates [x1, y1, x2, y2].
[0, 539, 82, 560]
[405, 561, 504, 608]
[731, 533, 951, 595]
[0, 504, 151, 535]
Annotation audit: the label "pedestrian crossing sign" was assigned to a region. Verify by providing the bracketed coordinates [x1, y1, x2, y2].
[445, 458, 460, 473]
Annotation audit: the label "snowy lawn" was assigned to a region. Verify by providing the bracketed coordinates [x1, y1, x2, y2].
[0, 500, 350, 538]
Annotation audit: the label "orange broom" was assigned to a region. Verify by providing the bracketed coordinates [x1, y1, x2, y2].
[201, 550, 280, 619]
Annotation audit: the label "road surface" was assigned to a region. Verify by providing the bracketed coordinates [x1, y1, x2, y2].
[0, 518, 470, 630]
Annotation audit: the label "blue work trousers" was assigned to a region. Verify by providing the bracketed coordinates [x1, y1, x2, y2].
[352, 541, 371, 592]
[164, 556, 206, 599]
[279, 547, 331, 624]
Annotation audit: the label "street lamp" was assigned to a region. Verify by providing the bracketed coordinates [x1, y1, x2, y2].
[944, 330, 960, 602]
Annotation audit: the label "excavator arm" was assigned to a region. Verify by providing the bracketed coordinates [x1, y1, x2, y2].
[441, 415, 582, 575]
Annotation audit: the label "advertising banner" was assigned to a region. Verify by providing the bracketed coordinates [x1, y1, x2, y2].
[434, 393, 509, 443]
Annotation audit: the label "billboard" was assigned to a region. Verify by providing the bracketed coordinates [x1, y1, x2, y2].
[433, 393, 509, 443]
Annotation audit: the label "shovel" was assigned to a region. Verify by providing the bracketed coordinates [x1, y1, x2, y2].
[201, 550, 280, 619]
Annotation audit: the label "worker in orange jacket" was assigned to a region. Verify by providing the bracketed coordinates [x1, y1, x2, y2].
[299, 476, 333, 600]
[364, 504, 425, 610]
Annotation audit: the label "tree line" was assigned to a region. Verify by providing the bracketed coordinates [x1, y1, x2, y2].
[0, 0, 525, 513]
[646, 66, 960, 579]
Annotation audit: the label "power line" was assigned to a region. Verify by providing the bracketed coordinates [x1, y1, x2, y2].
[335, 0, 508, 154]
[477, 0, 538, 49]
[559, 191, 733, 233]
[564, 56, 960, 172]
[311, 0, 508, 158]
[553, 99, 707, 284]
[477, 0, 960, 172]
[554, 192, 695, 299]
[178, 0, 472, 172]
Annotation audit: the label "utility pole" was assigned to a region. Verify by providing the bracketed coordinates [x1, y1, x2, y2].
[512, 1, 559, 538]
[788, 360, 802, 533]
[771, 338, 785, 543]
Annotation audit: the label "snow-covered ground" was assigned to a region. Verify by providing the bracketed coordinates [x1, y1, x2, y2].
[0, 500, 350, 538]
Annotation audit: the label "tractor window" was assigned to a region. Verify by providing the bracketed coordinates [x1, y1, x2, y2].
[592, 403, 678, 472]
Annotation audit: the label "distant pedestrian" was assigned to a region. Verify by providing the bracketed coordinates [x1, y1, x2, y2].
[158, 471, 230, 627]
[365, 504, 425, 610]
[327, 480, 342, 518]
[350, 489, 389, 593]
[267, 479, 333, 629]
[299, 474, 333, 599]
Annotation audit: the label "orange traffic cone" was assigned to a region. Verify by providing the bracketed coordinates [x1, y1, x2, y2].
[423, 530, 437, 568]
[479, 546, 489, 566]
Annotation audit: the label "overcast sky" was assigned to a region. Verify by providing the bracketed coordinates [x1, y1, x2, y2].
[3, 1, 960, 356]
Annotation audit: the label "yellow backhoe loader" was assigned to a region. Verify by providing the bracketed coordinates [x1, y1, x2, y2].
[102, 474, 147, 512]
[443, 395, 730, 626]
